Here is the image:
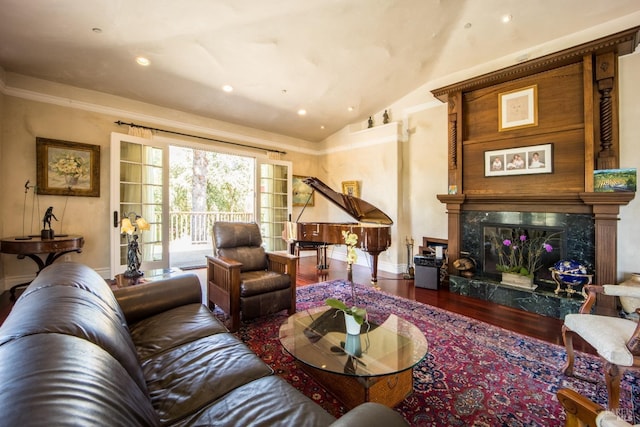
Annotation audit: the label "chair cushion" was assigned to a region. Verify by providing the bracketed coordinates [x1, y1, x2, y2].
[240, 270, 291, 297]
[128, 303, 229, 360]
[219, 246, 268, 272]
[596, 411, 638, 427]
[214, 222, 263, 249]
[565, 314, 638, 366]
[140, 333, 273, 425]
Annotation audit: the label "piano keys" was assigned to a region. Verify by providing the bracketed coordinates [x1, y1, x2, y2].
[290, 177, 393, 283]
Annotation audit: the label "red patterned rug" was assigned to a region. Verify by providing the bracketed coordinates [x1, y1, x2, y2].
[221, 280, 639, 426]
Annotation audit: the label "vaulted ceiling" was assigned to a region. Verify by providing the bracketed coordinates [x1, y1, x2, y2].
[1, 0, 639, 142]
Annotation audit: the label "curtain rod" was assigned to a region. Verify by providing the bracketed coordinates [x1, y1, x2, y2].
[114, 121, 286, 155]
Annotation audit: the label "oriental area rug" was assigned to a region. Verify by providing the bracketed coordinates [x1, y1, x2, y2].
[221, 280, 640, 426]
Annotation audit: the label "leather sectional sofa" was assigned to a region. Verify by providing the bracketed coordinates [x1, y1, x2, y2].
[0, 262, 407, 426]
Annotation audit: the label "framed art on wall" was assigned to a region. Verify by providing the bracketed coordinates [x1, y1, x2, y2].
[484, 143, 552, 177]
[292, 175, 314, 206]
[498, 85, 538, 131]
[36, 137, 101, 197]
[341, 180, 360, 198]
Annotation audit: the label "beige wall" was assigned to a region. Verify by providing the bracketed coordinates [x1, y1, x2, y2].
[0, 77, 316, 289]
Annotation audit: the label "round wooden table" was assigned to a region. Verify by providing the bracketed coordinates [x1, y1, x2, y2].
[0, 235, 84, 298]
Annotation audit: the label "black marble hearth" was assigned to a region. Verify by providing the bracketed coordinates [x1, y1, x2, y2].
[449, 275, 584, 319]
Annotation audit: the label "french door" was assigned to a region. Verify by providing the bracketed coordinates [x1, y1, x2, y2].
[110, 132, 169, 276]
[110, 132, 291, 276]
[257, 159, 291, 252]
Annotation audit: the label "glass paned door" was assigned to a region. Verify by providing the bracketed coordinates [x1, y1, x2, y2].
[110, 132, 168, 276]
[258, 161, 290, 252]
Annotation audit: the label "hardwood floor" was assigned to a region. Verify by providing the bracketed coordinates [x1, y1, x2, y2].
[0, 256, 594, 355]
[296, 256, 594, 354]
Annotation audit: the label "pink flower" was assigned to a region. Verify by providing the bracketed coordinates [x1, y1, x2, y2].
[543, 243, 553, 252]
[519, 235, 527, 242]
[503, 239, 512, 246]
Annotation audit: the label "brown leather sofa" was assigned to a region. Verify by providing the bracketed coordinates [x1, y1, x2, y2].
[0, 262, 408, 426]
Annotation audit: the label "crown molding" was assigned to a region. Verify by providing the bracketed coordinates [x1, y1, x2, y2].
[1, 79, 319, 157]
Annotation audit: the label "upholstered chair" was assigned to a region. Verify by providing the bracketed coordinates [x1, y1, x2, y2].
[206, 221, 297, 332]
[562, 284, 640, 410]
[557, 388, 637, 427]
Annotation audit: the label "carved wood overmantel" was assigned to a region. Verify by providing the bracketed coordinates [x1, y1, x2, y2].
[432, 27, 639, 308]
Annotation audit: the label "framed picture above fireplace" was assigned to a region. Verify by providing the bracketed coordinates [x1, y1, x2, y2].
[484, 143, 553, 177]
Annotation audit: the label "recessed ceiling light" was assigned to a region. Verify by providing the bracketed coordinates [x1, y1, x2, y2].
[464, 22, 472, 29]
[347, 106, 354, 112]
[136, 56, 150, 66]
[92, 27, 102, 34]
[222, 85, 233, 93]
[297, 109, 307, 116]
[502, 14, 512, 23]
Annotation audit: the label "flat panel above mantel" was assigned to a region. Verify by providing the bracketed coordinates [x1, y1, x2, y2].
[437, 192, 634, 214]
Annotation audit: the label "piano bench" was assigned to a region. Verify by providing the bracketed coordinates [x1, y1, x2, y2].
[294, 243, 329, 271]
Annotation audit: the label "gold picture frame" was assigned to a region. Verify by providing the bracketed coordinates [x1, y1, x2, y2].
[498, 84, 538, 131]
[292, 175, 314, 206]
[341, 180, 360, 198]
[36, 137, 101, 197]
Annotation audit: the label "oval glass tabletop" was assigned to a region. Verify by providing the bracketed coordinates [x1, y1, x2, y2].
[279, 306, 428, 378]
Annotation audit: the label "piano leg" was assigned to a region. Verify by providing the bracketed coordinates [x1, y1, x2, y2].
[317, 244, 329, 271]
[369, 252, 382, 284]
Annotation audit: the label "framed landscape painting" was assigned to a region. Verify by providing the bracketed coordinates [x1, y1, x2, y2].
[292, 175, 314, 206]
[36, 137, 100, 197]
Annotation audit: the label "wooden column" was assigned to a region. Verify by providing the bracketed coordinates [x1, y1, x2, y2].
[580, 192, 635, 310]
[436, 194, 465, 274]
[595, 52, 618, 170]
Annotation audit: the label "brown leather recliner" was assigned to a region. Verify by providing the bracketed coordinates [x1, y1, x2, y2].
[207, 221, 297, 331]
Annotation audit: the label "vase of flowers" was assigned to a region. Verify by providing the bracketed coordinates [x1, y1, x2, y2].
[120, 213, 150, 278]
[49, 153, 88, 188]
[492, 230, 557, 289]
[324, 229, 367, 336]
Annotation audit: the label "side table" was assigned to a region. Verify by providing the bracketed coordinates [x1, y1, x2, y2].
[0, 235, 84, 299]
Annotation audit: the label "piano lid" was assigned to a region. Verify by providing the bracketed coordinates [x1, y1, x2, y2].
[302, 177, 393, 225]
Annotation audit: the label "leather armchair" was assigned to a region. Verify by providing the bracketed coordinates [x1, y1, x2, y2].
[207, 221, 297, 332]
[562, 284, 640, 410]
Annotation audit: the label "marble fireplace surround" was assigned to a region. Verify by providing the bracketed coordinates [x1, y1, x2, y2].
[437, 192, 635, 314]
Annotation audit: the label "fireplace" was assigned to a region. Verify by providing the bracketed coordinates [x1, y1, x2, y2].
[482, 224, 565, 285]
[461, 211, 595, 292]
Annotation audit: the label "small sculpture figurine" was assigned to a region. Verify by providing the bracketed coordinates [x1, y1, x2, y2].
[383, 110, 390, 124]
[41, 206, 58, 239]
[125, 234, 143, 278]
[368, 116, 373, 128]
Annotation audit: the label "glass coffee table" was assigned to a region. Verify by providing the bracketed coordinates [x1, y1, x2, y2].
[279, 306, 428, 409]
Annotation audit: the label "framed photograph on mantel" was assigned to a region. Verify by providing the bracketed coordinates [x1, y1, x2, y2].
[498, 85, 538, 131]
[36, 137, 101, 197]
[484, 143, 553, 177]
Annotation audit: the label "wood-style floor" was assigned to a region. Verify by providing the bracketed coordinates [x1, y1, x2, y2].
[0, 256, 594, 355]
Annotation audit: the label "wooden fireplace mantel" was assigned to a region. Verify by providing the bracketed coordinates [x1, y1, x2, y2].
[432, 28, 639, 311]
[437, 192, 635, 214]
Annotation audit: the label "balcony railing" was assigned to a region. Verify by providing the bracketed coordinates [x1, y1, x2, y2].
[170, 211, 254, 244]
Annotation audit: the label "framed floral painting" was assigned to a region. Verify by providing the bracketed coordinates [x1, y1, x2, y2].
[36, 137, 100, 197]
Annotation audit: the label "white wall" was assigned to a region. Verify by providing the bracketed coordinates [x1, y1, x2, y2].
[617, 50, 640, 279]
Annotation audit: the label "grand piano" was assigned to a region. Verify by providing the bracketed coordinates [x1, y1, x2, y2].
[289, 177, 393, 283]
